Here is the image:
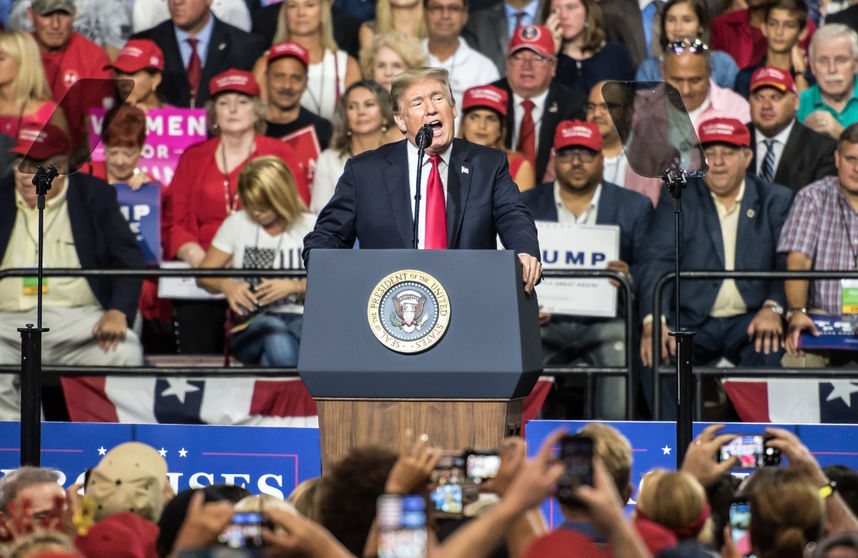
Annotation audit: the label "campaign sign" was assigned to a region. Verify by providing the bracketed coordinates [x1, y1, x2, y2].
[535, 222, 620, 317]
[280, 125, 321, 187]
[0, 422, 321, 497]
[115, 181, 161, 266]
[89, 108, 207, 187]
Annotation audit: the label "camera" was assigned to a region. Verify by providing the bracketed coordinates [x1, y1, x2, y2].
[555, 434, 594, 506]
[718, 434, 781, 468]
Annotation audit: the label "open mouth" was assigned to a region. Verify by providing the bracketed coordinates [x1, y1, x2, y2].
[428, 120, 443, 135]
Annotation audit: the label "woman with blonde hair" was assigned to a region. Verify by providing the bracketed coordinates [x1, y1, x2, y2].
[358, 0, 428, 50]
[0, 29, 69, 139]
[635, 469, 714, 546]
[198, 155, 315, 367]
[254, 0, 361, 121]
[359, 31, 427, 92]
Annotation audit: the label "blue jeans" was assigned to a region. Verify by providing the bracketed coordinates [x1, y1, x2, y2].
[229, 313, 303, 367]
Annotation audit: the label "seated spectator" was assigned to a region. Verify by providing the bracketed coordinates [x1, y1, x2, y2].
[747, 66, 836, 193]
[310, 80, 394, 214]
[131, 0, 266, 109]
[710, 0, 815, 69]
[197, 155, 315, 367]
[254, 0, 361, 121]
[635, 470, 714, 546]
[523, 121, 652, 419]
[779, 123, 858, 366]
[799, 24, 858, 138]
[637, 0, 740, 89]
[167, 69, 308, 355]
[423, 0, 499, 110]
[640, 118, 791, 418]
[359, 31, 427, 92]
[134, 0, 255, 35]
[0, 29, 69, 142]
[734, 0, 813, 98]
[543, 0, 635, 94]
[661, 37, 750, 129]
[105, 38, 167, 111]
[461, 0, 547, 76]
[459, 84, 535, 191]
[0, 123, 144, 420]
[251, 0, 363, 59]
[359, 0, 427, 50]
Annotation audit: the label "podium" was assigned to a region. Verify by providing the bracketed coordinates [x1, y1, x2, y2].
[298, 249, 542, 469]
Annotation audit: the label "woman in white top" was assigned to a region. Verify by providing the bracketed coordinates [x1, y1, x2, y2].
[197, 156, 315, 366]
[310, 80, 395, 214]
[254, 0, 361, 121]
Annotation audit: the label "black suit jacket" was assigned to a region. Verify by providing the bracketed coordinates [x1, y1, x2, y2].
[0, 174, 145, 325]
[303, 139, 540, 265]
[827, 4, 858, 32]
[492, 78, 586, 184]
[747, 121, 837, 194]
[132, 16, 266, 108]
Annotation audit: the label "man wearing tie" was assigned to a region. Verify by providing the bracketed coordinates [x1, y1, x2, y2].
[303, 67, 543, 292]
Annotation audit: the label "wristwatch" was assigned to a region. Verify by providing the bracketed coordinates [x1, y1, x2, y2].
[785, 307, 808, 321]
[764, 302, 784, 317]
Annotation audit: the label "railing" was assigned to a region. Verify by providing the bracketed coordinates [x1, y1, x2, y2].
[0, 267, 638, 419]
[651, 270, 858, 420]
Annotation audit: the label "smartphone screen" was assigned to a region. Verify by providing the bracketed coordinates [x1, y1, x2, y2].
[465, 451, 501, 482]
[430, 455, 464, 517]
[729, 501, 755, 558]
[218, 512, 268, 549]
[719, 435, 781, 468]
[555, 434, 594, 506]
[378, 495, 427, 558]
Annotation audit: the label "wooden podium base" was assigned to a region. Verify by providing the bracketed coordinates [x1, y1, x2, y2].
[316, 398, 523, 470]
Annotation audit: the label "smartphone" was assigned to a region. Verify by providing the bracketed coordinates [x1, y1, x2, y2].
[718, 434, 781, 468]
[555, 434, 594, 506]
[729, 500, 755, 557]
[378, 495, 427, 558]
[429, 454, 465, 517]
[465, 450, 501, 482]
[217, 512, 270, 549]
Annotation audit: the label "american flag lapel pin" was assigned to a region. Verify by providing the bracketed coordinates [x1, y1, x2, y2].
[218, 42, 227, 51]
[549, 102, 558, 113]
[462, 166, 469, 174]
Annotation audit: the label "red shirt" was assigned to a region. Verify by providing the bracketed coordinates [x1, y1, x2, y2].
[167, 135, 311, 259]
[710, 10, 816, 70]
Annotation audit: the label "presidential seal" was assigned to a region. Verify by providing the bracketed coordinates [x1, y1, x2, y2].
[367, 269, 451, 354]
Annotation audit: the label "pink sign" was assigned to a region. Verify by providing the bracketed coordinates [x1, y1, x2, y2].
[89, 108, 208, 187]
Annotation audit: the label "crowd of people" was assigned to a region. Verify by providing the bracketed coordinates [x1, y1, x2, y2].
[1, 426, 858, 557]
[0, 0, 856, 421]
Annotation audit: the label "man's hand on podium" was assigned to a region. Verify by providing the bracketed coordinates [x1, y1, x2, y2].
[518, 254, 543, 294]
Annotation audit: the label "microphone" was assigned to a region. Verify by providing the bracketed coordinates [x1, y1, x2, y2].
[415, 124, 434, 151]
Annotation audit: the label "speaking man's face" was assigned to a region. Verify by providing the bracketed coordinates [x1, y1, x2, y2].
[394, 78, 457, 156]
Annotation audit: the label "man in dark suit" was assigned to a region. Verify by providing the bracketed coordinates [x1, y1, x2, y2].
[748, 66, 837, 193]
[132, 0, 266, 108]
[491, 25, 586, 185]
[639, 117, 793, 416]
[522, 120, 653, 419]
[0, 123, 145, 419]
[303, 67, 542, 291]
[462, 0, 546, 75]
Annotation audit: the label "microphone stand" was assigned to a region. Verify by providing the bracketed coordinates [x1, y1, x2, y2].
[19, 164, 58, 466]
[412, 125, 433, 249]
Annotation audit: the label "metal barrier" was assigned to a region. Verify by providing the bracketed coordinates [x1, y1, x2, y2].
[0, 266, 637, 419]
[651, 270, 858, 420]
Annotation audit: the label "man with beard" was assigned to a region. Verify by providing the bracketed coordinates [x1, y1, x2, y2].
[799, 24, 858, 139]
[522, 120, 652, 419]
[264, 41, 333, 148]
[748, 66, 836, 193]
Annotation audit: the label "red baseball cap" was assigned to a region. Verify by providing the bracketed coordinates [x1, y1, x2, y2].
[209, 69, 260, 97]
[105, 39, 164, 73]
[554, 120, 602, 152]
[462, 85, 508, 116]
[10, 122, 70, 160]
[750, 66, 796, 94]
[267, 41, 310, 67]
[697, 117, 750, 147]
[508, 24, 556, 58]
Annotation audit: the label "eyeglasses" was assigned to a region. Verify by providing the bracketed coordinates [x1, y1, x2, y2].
[426, 3, 466, 14]
[508, 52, 554, 67]
[667, 38, 709, 55]
[556, 148, 598, 163]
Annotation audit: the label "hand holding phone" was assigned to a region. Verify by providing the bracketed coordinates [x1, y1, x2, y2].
[555, 434, 594, 506]
[718, 435, 781, 468]
[217, 512, 271, 549]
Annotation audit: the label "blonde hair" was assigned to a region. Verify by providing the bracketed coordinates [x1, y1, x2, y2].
[359, 31, 428, 82]
[390, 67, 454, 113]
[636, 469, 713, 544]
[0, 30, 51, 108]
[234, 494, 299, 514]
[373, 0, 427, 40]
[750, 469, 824, 558]
[238, 155, 308, 226]
[204, 93, 268, 135]
[273, 0, 339, 52]
[288, 477, 324, 522]
[578, 422, 633, 496]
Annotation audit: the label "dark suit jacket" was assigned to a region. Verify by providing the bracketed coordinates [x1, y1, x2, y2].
[639, 173, 793, 327]
[521, 180, 653, 284]
[303, 138, 540, 265]
[0, 174, 145, 325]
[826, 4, 858, 32]
[463, 2, 545, 76]
[251, 3, 361, 59]
[492, 78, 586, 185]
[132, 16, 266, 108]
[747, 121, 837, 194]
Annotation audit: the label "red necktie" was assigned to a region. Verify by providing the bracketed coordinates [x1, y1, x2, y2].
[186, 38, 202, 106]
[425, 155, 447, 249]
[517, 99, 536, 169]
